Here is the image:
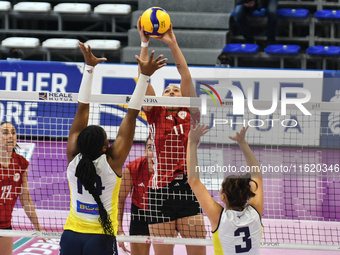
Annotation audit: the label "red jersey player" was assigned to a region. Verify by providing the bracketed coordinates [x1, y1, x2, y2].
[137, 17, 206, 255]
[118, 138, 153, 255]
[0, 121, 44, 255]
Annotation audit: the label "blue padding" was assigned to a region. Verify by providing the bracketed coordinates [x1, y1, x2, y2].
[314, 10, 340, 19]
[231, 8, 266, 17]
[252, 8, 267, 17]
[265, 44, 301, 54]
[222, 43, 259, 53]
[306, 46, 340, 55]
[277, 8, 309, 18]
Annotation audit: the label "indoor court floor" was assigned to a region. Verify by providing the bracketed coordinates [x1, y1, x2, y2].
[12, 237, 339, 255]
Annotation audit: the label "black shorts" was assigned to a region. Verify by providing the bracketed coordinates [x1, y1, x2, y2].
[129, 203, 150, 236]
[0, 226, 12, 230]
[148, 174, 202, 224]
[0, 226, 12, 238]
[59, 230, 117, 255]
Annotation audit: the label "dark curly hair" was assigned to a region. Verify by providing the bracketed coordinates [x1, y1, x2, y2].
[75, 125, 114, 236]
[221, 173, 258, 209]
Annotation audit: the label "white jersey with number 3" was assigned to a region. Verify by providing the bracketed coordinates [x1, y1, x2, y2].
[213, 205, 262, 255]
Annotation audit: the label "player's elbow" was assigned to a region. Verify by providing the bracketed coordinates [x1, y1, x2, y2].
[188, 177, 200, 187]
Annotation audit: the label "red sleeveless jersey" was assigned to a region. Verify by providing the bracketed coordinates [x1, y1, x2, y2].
[127, 157, 151, 210]
[145, 107, 200, 189]
[0, 152, 28, 228]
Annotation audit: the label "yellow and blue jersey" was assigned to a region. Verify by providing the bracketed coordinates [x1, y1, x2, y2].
[64, 154, 121, 235]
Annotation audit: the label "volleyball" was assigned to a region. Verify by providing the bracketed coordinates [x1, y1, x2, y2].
[141, 7, 171, 37]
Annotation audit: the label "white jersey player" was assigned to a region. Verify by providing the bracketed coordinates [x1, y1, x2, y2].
[187, 125, 263, 255]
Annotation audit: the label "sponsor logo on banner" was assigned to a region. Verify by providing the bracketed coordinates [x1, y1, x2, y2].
[144, 98, 158, 104]
[199, 82, 222, 107]
[125, 97, 158, 105]
[39, 93, 48, 100]
[261, 242, 280, 247]
[327, 90, 340, 135]
[41, 231, 62, 237]
[39, 92, 74, 102]
[152, 238, 165, 244]
[321, 81, 340, 148]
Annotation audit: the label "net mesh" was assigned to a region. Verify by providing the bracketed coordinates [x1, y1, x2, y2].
[0, 91, 339, 249]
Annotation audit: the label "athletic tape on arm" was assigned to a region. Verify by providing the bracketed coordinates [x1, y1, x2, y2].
[128, 74, 150, 110]
[78, 65, 94, 104]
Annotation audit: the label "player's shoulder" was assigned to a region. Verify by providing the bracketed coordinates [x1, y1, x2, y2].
[247, 204, 262, 219]
[12, 152, 28, 168]
[127, 157, 146, 170]
[134, 156, 146, 165]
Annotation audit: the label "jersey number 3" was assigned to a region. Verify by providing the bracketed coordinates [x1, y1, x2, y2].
[234, 226, 252, 253]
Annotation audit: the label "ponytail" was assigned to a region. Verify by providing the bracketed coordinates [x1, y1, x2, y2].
[222, 173, 257, 208]
[76, 125, 114, 236]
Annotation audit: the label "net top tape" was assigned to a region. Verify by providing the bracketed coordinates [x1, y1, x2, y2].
[1, 91, 340, 112]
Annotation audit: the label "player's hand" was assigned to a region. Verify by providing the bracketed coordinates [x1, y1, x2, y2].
[137, 16, 150, 43]
[229, 126, 249, 143]
[117, 229, 130, 254]
[118, 241, 131, 253]
[36, 227, 47, 242]
[155, 24, 176, 46]
[79, 41, 107, 67]
[135, 50, 167, 76]
[188, 124, 209, 143]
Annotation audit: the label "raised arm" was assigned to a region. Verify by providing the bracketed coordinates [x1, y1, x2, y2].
[229, 126, 263, 216]
[156, 24, 197, 98]
[66, 42, 107, 164]
[137, 16, 157, 113]
[20, 170, 44, 232]
[187, 124, 222, 230]
[137, 17, 150, 79]
[106, 51, 167, 176]
[117, 167, 133, 253]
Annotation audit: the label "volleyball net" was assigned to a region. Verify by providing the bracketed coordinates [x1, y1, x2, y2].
[0, 90, 339, 250]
